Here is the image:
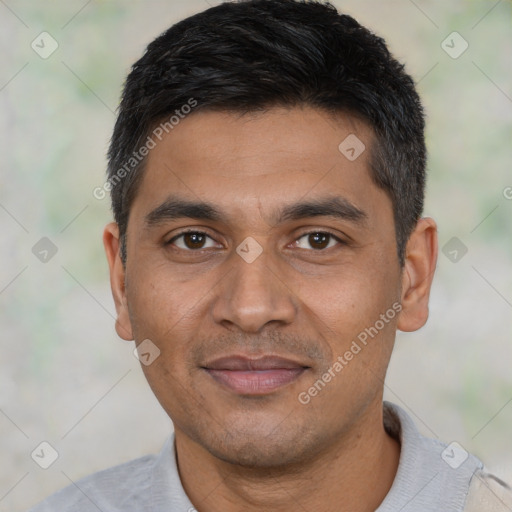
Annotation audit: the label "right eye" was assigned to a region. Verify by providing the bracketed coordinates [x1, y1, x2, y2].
[167, 231, 220, 251]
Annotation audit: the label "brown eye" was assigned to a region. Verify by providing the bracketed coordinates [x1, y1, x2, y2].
[183, 232, 206, 249]
[308, 233, 330, 249]
[295, 232, 340, 250]
[169, 231, 218, 250]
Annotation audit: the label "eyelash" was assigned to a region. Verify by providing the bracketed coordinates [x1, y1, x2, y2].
[166, 229, 346, 251]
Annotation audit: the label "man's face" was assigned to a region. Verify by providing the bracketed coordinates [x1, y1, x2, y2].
[113, 107, 406, 467]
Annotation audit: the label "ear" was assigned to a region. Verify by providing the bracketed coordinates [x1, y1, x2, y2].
[397, 217, 438, 332]
[103, 222, 134, 341]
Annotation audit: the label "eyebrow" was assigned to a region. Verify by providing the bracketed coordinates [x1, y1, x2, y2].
[145, 197, 222, 226]
[144, 195, 367, 228]
[276, 196, 367, 225]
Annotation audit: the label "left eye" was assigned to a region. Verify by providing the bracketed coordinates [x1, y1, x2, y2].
[294, 232, 341, 250]
[169, 232, 218, 250]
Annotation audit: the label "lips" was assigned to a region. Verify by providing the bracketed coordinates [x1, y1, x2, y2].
[202, 355, 309, 395]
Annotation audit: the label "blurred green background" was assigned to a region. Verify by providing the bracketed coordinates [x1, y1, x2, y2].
[1, 0, 511, 510]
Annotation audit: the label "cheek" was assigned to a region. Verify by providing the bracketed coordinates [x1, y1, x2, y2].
[295, 267, 399, 411]
[299, 263, 399, 343]
[127, 271, 202, 407]
[125, 265, 217, 401]
[125, 261, 208, 340]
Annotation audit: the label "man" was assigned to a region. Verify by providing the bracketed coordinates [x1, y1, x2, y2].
[30, 1, 511, 510]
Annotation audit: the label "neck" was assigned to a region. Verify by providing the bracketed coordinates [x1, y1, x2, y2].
[175, 400, 400, 512]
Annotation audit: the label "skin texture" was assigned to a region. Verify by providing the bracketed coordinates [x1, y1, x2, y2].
[103, 106, 438, 512]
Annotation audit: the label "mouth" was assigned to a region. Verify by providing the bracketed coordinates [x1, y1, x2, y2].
[202, 355, 310, 395]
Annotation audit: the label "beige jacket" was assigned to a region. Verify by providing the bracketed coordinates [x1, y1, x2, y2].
[465, 471, 512, 511]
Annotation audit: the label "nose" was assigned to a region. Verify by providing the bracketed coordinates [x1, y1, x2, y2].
[211, 249, 298, 333]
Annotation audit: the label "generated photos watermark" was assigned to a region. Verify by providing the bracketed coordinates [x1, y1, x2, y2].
[298, 302, 402, 405]
[93, 98, 198, 200]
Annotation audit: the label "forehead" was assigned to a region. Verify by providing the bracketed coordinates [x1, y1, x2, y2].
[130, 106, 391, 226]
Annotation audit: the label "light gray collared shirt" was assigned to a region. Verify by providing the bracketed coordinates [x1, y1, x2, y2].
[28, 402, 512, 511]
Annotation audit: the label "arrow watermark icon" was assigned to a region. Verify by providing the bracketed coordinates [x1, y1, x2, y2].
[338, 134, 366, 161]
[31, 441, 59, 469]
[134, 339, 161, 366]
[236, 237, 263, 263]
[31, 31, 59, 59]
[32, 237, 58, 263]
[442, 237, 468, 263]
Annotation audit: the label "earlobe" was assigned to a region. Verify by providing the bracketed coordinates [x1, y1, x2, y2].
[103, 222, 134, 341]
[397, 217, 438, 333]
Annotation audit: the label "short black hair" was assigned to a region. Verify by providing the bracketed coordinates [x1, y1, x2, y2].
[107, 0, 426, 265]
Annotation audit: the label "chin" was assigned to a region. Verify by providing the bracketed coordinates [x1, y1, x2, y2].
[189, 418, 324, 469]
[209, 440, 312, 469]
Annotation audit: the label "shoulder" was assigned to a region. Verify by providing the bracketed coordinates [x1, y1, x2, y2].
[464, 469, 512, 511]
[28, 452, 158, 512]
